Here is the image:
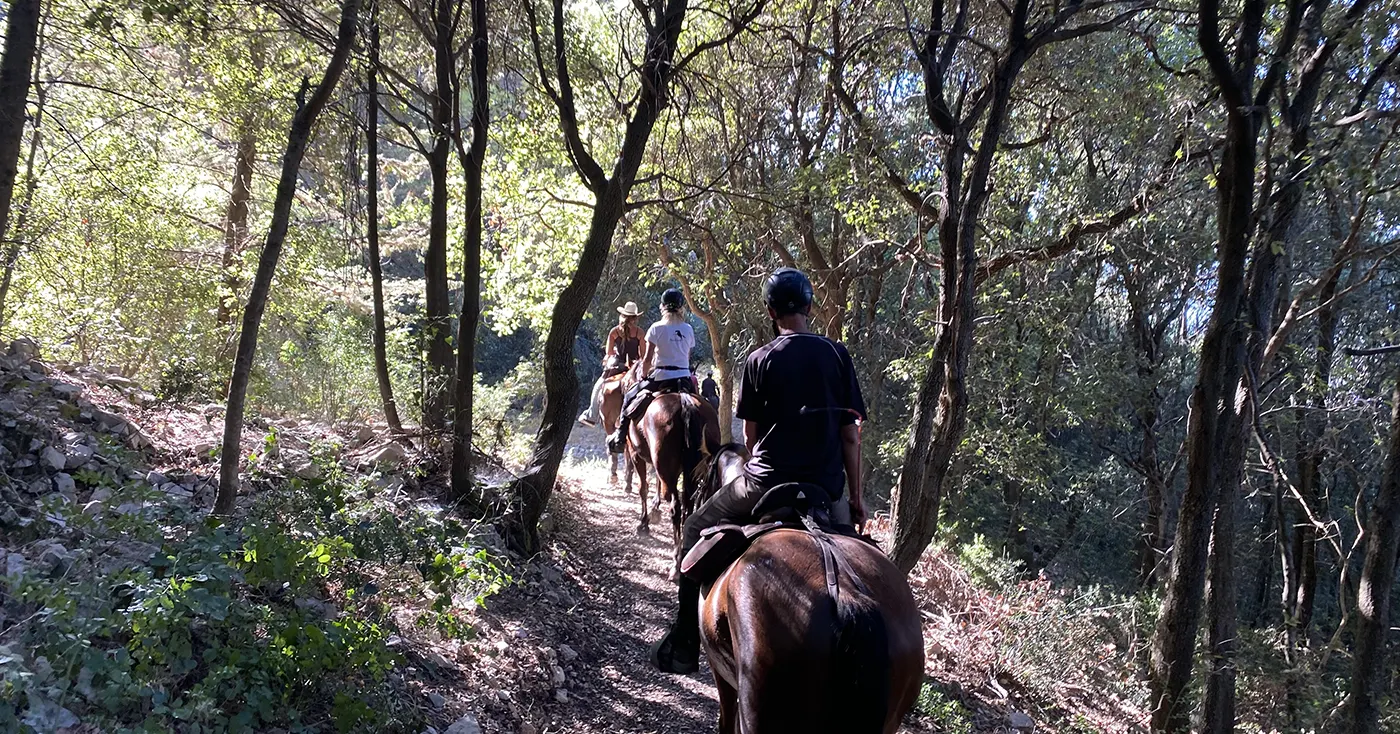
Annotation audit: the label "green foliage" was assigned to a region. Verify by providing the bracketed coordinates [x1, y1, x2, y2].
[157, 355, 216, 404]
[955, 535, 1024, 591]
[1, 472, 509, 733]
[913, 683, 974, 734]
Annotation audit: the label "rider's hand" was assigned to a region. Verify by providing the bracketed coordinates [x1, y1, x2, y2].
[850, 498, 867, 529]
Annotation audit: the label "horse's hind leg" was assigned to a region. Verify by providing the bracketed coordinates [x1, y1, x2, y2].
[634, 452, 651, 535]
[715, 675, 739, 734]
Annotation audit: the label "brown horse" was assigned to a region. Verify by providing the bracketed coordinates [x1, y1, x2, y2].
[599, 372, 631, 487]
[627, 391, 721, 568]
[694, 446, 925, 733]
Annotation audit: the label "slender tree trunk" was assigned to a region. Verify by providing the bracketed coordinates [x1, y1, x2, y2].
[366, 11, 403, 433]
[506, 0, 691, 554]
[0, 0, 41, 326]
[215, 0, 361, 516]
[422, 0, 457, 430]
[217, 126, 256, 330]
[449, 0, 488, 499]
[0, 77, 43, 334]
[1150, 104, 1258, 734]
[1348, 375, 1400, 734]
[888, 49, 1027, 574]
[0, 0, 38, 241]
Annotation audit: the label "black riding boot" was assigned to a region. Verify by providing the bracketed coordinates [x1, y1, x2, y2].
[606, 417, 629, 453]
[649, 577, 701, 674]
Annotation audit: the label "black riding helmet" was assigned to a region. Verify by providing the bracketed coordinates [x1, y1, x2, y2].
[764, 267, 814, 316]
[661, 288, 685, 312]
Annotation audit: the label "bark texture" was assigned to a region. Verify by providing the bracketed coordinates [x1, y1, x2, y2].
[505, 0, 700, 554]
[1348, 376, 1400, 734]
[367, 12, 404, 433]
[422, 0, 458, 429]
[0, 0, 41, 322]
[449, 0, 488, 498]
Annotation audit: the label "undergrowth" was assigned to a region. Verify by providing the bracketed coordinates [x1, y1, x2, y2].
[1, 455, 510, 733]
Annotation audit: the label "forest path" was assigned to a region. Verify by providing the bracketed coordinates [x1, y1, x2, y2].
[479, 423, 721, 733]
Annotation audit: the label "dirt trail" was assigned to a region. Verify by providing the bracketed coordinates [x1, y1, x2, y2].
[473, 425, 927, 734]
[474, 424, 720, 733]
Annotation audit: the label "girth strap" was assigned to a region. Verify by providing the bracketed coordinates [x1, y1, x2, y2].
[799, 514, 873, 607]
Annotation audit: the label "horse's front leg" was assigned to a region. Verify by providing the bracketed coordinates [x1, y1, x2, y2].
[608, 450, 618, 485]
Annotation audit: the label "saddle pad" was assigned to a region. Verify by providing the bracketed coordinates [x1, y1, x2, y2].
[680, 521, 786, 585]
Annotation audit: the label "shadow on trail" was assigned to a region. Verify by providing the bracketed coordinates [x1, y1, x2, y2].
[484, 447, 719, 734]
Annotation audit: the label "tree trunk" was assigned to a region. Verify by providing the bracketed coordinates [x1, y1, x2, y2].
[216, 126, 256, 330]
[449, 0, 488, 499]
[888, 47, 1026, 574]
[1347, 375, 1400, 734]
[0, 0, 41, 307]
[366, 12, 404, 433]
[422, 0, 458, 430]
[0, 74, 43, 334]
[1150, 0, 1268, 719]
[215, 0, 361, 516]
[509, 182, 628, 551]
[505, 0, 691, 554]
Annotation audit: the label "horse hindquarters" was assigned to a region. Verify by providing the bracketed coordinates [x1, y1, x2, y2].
[708, 534, 923, 734]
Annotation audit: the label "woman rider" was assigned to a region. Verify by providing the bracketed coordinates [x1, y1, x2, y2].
[578, 301, 645, 427]
[607, 288, 695, 452]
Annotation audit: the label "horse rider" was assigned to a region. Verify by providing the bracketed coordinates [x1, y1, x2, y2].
[650, 267, 867, 675]
[578, 301, 645, 428]
[607, 288, 696, 453]
[700, 369, 720, 411]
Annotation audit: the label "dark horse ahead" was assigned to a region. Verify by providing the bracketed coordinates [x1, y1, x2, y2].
[625, 379, 721, 572]
[690, 445, 924, 733]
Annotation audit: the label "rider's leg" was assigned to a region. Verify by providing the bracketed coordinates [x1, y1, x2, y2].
[608, 380, 649, 452]
[652, 474, 761, 675]
[680, 474, 761, 554]
[577, 376, 605, 426]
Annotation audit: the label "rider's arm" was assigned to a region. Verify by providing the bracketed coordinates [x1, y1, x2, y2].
[744, 420, 759, 451]
[643, 334, 657, 374]
[605, 327, 618, 358]
[840, 422, 865, 526]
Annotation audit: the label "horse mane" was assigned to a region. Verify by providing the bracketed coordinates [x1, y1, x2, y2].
[697, 442, 747, 508]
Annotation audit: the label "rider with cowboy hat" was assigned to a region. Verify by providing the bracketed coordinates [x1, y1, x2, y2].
[650, 266, 867, 674]
[608, 288, 697, 452]
[579, 300, 646, 427]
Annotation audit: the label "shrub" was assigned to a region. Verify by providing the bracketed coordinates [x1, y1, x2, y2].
[1, 470, 510, 733]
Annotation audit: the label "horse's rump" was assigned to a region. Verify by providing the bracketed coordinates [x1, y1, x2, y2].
[703, 529, 923, 734]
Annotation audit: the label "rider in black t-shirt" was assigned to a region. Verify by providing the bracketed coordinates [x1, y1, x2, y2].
[700, 369, 720, 410]
[649, 267, 868, 675]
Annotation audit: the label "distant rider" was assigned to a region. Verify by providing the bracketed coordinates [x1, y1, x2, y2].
[650, 267, 867, 674]
[578, 301, 645, 428]
[607, 289, 695, 453]
[700, 369, 720, 411]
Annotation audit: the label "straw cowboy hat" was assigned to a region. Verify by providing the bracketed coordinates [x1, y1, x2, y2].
[617, 301, 642, 317]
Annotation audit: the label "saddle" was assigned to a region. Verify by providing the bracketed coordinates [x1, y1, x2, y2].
[680, 483, 874, 587]
[624, 375, 694, 417]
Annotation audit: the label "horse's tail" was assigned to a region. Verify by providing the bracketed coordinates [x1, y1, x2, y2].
[830, 562, 891, 732]
[679, 397, 709, 511]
